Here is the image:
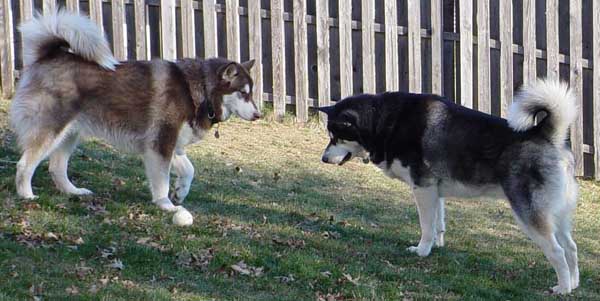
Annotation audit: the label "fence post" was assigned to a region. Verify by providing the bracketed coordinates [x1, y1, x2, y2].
[66, 0, 79, 13]
[226, 0, 240, 61]
[20, 0, 33, 21]
[477, 0, 490, 113]
[134, 0, 147, 60]
[384, 0, 398, 91]
[89, 0, 103, 31]
[181, 0, 196, 58]
[499, 0, 512, 117]
[293, 0, 308, 123]
[271, 0, 286, 121]
[112, 0, 127, 61]
[570, 0, 583, 176]
[339, 0, 352, 98]
[459, 0, 472, 107]
[522, 0, 536, 85]
[431, 0, 443, 96]
[361, 0, 375, 94]
[160, 0, 176, 60]
[316, 0, 330, 124]
[594, 0, 600, 179]
[248, 0, 263, 111]
[203, 0, 218, 58]
[43, 0, 56, 15]
[0, 0, 15, 98]
[546, 0, 559, 81]
[408, 0, 422, 93]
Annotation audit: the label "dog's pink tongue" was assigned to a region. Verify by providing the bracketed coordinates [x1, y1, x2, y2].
[154, 198, 178, 212]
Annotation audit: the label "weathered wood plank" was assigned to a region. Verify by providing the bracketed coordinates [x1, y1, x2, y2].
[431, 0, 443, 95]
[361, 0, 375, 94]
[316, 0, 330, 123]
[181, 0, 195, 58]
[477, 0, 490, 113]
[570, 0, 583, 176]
[160, 0, 176, 60]
[43, 0, 56, 15]
[21, 0, 34, 20]
[203, 0, 218, 58]
[89, 0, 103, 30]
[499, 0, 512, 117]
[408, 0, 421, 93]
[459, 0, 472, 107]
[225, 0, 240, 61]
[112, 0, 127, 60]
[594, 0, 600, 179]
[339, 0, 352, 97]
[248, 0, 263, 110]
[0, 0, 15, 98]
[293, 0, 308, 123]
[271, 0, 286, 120]
[134, 0, 147, 60]
[384, 0, 398, 91]
[546, 0, 559, 80]
[522, 0, 536, 85]
[66, 0, 79, 13]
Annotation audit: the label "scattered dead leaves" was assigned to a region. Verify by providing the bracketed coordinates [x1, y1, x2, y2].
[230, 261, 264, 277]
[272, 236, 306, 249]
[176, 248, 215, 271]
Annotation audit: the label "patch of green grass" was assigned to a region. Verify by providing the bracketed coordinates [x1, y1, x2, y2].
[1, 98, 599, 300]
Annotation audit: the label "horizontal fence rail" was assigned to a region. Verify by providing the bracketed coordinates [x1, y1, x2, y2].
[0, 0, 599, 179]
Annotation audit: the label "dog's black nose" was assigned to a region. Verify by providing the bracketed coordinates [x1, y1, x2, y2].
[321, 156, 328, 163]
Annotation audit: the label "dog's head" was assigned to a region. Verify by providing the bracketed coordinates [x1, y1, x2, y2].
[318, 97, 372, 165]
[215, 60, 261, 122]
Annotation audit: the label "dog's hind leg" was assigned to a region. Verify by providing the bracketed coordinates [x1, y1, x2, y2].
[169, 150, 194, 204]
[16, 128, 70, 199]
[407, 185, 440, 257]
[555, 218, 578, 290]
[48, 133, 92, 195]
[435, 197, 446, 247]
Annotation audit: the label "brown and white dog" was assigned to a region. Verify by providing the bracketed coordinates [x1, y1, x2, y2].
[10, 11, 261, 218]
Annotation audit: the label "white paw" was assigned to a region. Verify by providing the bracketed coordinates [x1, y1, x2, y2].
[72, 188, 93, 195]
[153, 198, 178, 212]
[172, 206, 193, 226]
[551, 285, 571, 295]
[20, 194, 38, 200]
[406, 246, 431, 257]
[435, 233, 445, 247]
[571, 278, 579, 290]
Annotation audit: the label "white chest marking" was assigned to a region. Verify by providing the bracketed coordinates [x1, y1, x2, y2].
[377, 159, 413, 186]
[176, 123, 206, 149]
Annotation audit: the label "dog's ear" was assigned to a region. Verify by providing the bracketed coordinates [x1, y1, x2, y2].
[317, 106, 335, 116]
[218, 62, 238, 84]
[241, 59, 255, 71]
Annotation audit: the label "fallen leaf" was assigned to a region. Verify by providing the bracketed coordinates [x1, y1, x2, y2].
[107, 259, 124, 270]
[275, 274, 295, 283]
[65, 285, 79, 295]
[320, 271, 332, 278]
[75, 265, 93, 279]
[230, 261, 263, 277]
[342, 273, 360, 286]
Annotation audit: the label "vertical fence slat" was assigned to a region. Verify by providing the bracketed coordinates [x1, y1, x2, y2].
[181, 0, 195, 58]
[361, 0, 375, 94]
[408, 0, 422, 93]
[112, 0, 127, 60]
[339, 1, 352, 98]
[160, 0, 176, 60]
[459, 0, 472, 107]
[546, 0, 559, 80]
[134, 0, 147, 60]
[293, 0, 308, 123]
[21, 0, 33, 20]
[477, 0, 490, 113]
[570, 0, 583, 176]
[43, 0, 56, 15]
[431, 0, 443, 95]
[271, 0, 286, 120]
[89, 0, 103, 30]
[66, 0, 79, 13]
[1, 0, 15, 97]
[594, 0, 600, 179]
[499, 0, 512, 117]
[522, 0, 536, 85]
[384, 0, 398, 91]
[316, 0, 330, 123]
[248, 0, 263, 110]
[203, 0, 218, 58]
[226, 0, 240, 61]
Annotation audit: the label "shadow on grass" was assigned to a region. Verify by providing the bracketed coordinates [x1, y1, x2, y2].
[1, 132, 599, 300]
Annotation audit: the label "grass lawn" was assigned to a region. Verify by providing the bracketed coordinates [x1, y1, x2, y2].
[0, 97, 599, 300]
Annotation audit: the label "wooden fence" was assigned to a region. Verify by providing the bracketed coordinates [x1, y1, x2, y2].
[0, 0, 599, 179]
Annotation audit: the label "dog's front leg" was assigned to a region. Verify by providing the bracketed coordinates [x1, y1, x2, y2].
[144, 149, 178, 212]
[170, 151, 194, 204]
[407, 185, 440, 257]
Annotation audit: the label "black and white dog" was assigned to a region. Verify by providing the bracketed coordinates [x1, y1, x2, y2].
[319, 80, 579, 294]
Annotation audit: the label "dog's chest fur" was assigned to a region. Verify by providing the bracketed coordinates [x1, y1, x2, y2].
[176, 123, 207, 150]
